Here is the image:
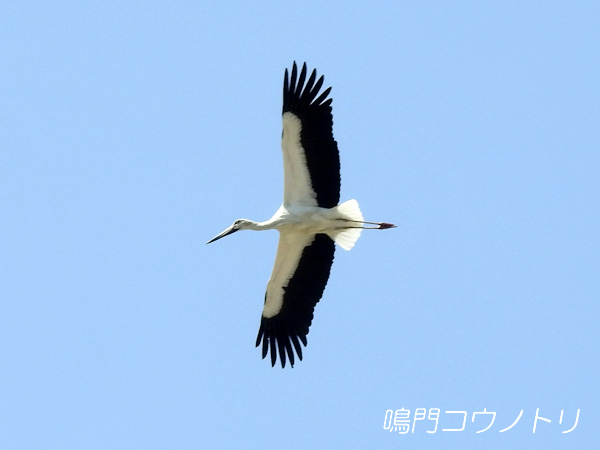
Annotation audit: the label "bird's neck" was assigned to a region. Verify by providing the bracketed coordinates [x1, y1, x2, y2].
[243, 220, 273, 231]
[245, 218, 280, 231]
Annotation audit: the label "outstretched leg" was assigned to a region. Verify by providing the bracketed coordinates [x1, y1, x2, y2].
[344, 220, 396, 229]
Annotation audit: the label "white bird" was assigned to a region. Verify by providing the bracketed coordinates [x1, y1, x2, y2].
[208, 62, 395, 368]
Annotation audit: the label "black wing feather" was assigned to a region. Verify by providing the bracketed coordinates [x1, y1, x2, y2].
[282, 62, 341, 208]
[255, 234, 335, 368]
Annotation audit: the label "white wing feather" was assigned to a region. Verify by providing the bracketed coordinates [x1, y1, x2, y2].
[262, 230, 314, 318]
[281, 112, 318, 207]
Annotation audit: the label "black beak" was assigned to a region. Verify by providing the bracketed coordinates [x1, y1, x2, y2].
[206, 225, 239, 244]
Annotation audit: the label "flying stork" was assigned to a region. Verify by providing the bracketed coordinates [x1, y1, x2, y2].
[207, 62, 395, 368]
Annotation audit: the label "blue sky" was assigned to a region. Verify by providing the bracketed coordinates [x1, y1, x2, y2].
[1, 2, 598, 449]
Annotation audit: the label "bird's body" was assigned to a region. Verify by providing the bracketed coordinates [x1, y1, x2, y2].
[208, 62, 395, 368]
[235, 202, 366, 235]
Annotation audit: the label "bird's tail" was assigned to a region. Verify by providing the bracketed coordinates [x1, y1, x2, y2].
[327, 199, 364, 251]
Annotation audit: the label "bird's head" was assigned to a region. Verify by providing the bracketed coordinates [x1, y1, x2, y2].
[206, 219, 253, 244]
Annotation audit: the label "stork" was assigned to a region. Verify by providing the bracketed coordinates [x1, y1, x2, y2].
[208, 62, 395, 368]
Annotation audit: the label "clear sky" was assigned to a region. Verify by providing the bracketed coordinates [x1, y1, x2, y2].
[1, 2, 598, 449]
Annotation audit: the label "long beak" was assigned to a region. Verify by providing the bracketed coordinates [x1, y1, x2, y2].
[206, 225, 238, 244]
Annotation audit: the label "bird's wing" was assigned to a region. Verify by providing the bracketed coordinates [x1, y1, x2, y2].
[281, 62, 341, 208]
[256, 231, 335, 368]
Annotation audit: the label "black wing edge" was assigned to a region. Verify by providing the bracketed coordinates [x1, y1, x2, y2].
[255, 234, 336, 368]
[282, 62, 341, 208]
